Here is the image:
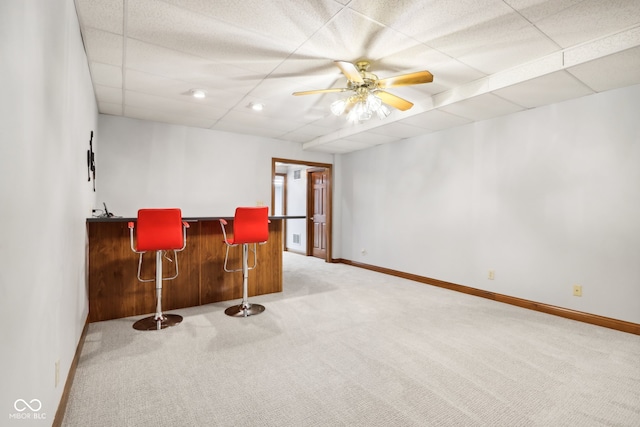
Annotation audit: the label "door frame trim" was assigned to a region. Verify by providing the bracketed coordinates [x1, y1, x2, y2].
[272, 158, 333, 262]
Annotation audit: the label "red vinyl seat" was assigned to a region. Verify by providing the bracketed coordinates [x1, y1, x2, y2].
[219, 206, 270, 317]
[129, 208, 189, 330]
[135, 208, 185, 251]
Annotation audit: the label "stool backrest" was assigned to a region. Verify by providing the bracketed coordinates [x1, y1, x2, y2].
[136, 208, 184, 251]
[233, 206, 269, 244]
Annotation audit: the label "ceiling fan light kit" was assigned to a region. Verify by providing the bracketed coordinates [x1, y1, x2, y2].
[293, 60, 433, 123]
[331, 92, 391, 122]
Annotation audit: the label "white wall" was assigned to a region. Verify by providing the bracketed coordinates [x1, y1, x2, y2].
[96, 115, 333, 218]
[0, 0, 97, 423]
[338, 84, 640, 324]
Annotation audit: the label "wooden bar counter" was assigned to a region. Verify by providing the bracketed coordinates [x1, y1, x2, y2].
[87, 216, 297, 322]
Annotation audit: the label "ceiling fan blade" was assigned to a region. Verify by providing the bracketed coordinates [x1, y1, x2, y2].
[334, 60, 365, 84]
[293, 88, 350, 96]
[375, 91, 414, 111]
[377, 70, 433, 88]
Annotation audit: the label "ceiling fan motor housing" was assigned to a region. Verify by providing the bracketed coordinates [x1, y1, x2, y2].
[355, 61, 379, 90]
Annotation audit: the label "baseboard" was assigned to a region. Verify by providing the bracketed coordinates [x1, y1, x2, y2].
[336, 258, 640, 336]
[53, 316, 90, 427]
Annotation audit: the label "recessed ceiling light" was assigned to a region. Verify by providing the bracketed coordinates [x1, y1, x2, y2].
[248, 102, 264, 111]
[191, 89, 207, 99]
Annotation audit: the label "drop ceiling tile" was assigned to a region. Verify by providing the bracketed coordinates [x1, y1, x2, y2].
[125, 70, 245, 109]
[347, 0, 437, 34]
[378, 44, 487, 89]
[535, 0, 640, 48]
[427, 10, 557, 74]
[456, 25, 558, 74]
[351, 0, 514, 44]
[292, 123, 341, 138]
[439, 93, 525, 121]
[249, 93, 354, 126]
[282, 123, 348, 143]
[287, 91, 352, 121]
[493, 71, 594, 108]
[236, 98, 316, 123]
[256, 73, 342, 99]
[433, 78, 491, 108]
[303, 112, 355, 129]
[98, 102, 123, 116]
[563, 26, 640, 68]
[124, 106, 216, 129]
[125, 40, 257, 93]
[299, 109, 336, 124]
[94, 85, 122, 105]
[280, 131, 318, 144]
[125, 70, 195, 98]
[127, 0, 293, 74]
[504, 0, 584, 23]
[124, 91, 228, 121]
[81, 28, 123, 66]
[220, 110, 305, 134]
[567, 46, 640, 92]
[363, 0, 561, 76]
[266, 57, 342, 81]
[160, 0, 344, 47]
[89, 62, 122, 88]
[75, 0, 123, 34]
[295, 7, 418, 64]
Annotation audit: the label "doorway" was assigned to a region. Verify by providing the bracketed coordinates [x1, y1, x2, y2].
[272, 158, 333, 262]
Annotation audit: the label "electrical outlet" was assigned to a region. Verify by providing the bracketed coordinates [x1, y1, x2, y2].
[488, 270, 495, 280]
[55, 360, 60, 387]
[573, 285, 582, 297]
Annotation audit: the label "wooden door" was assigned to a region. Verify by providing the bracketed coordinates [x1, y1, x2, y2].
[309, 169, 328, 259]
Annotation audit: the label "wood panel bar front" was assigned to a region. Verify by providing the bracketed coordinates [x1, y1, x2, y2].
[87, 217, 284, 322]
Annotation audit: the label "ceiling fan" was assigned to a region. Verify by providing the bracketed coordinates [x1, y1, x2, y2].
[292, 60, 433, 121]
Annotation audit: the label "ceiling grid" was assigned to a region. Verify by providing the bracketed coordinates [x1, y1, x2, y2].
[73, 0, 640, 154]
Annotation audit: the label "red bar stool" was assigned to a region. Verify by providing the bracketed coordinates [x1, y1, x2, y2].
[219, 206, 270, 317]
[128, 208, 189, 330]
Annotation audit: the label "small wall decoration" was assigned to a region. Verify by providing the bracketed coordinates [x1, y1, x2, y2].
[87, 130, 95, 191]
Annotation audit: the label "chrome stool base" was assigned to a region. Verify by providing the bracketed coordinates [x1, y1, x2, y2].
[224, 303, 265, 318]
[133, 314, 183, 331]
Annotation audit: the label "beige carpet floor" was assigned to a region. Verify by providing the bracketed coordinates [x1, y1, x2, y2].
[62, 252, 640, 426]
